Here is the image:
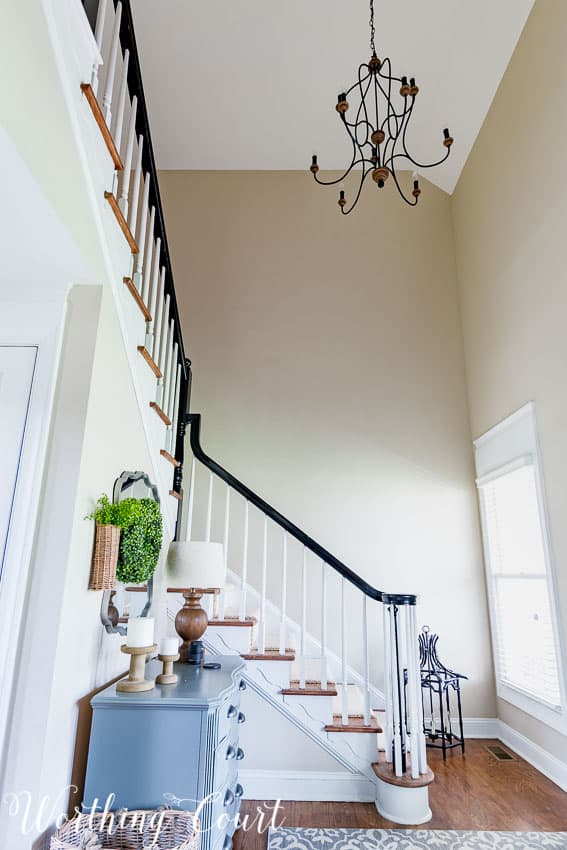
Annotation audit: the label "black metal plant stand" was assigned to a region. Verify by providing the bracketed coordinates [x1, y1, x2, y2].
[419, 626, 467, 759]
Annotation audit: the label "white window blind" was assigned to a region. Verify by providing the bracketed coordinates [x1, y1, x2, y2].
[474, 403, 565, 729]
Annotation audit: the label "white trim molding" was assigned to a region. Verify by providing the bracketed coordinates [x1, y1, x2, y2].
[238, 769, 376, 802]
[497, 720, 567, 792]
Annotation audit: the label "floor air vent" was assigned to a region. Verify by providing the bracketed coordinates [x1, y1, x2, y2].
[486, 744, 516, 761]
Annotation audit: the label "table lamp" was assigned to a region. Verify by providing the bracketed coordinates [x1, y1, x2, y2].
[166, 541, 225, 664]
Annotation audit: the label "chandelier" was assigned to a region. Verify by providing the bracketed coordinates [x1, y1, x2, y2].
[309, 0, 454, 214]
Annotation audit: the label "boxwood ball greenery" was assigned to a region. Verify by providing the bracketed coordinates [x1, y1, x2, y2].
[116, 498, 163, 584]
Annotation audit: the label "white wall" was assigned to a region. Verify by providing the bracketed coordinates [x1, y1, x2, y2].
[452, 0, 567, 762]
[160, 169, 495, 718]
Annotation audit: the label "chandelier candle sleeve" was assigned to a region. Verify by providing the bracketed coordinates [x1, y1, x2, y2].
[160, 637, 180, 656]
[309, 0, 454, 213]
[126, 617, 155, 648]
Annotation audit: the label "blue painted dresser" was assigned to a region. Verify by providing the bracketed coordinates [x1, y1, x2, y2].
[83, 656, 246, 850]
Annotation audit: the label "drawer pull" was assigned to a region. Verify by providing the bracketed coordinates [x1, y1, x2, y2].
[236, 747, 245, 761]
[224, 789, 235, 807]
[227, 704, 237, 719]
[235, 783, 244, 799]
[225, 745, 236, 760]
[222, 837, 232, 850]
[237, 711, 246, 725]
[239, 679, 247, 691]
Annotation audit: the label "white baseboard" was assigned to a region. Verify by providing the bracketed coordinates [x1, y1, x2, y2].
[497, 720, 567, 792]
[462, 717, 500, 738]
[238, 769, 376, 802]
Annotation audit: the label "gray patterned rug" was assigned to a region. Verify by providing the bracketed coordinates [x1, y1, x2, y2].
[267, 828, 567, 849]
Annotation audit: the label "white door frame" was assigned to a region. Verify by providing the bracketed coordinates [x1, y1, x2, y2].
[0, 298, 67, 781]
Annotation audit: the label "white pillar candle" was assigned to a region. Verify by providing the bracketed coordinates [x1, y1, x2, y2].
[160, 637, 180, 657]
[126, 617, 155, 648]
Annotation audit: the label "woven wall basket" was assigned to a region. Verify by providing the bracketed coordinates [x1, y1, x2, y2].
[89, 523, 121, 590]
[50, 810, 199, 850]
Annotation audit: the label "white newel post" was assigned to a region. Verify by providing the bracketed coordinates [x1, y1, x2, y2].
[375, 594, 432, 826]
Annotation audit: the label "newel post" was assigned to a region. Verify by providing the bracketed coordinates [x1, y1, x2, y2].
[376, 593, 433, 825]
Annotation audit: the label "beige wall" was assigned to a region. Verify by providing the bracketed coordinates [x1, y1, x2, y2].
[452, 0, 567, 758]
[160, 169, 494, 716]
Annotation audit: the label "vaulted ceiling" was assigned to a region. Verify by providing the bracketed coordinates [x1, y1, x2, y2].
[133, 0, 533, 194]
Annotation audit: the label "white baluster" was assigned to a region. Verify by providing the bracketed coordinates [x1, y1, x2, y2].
[362, 594, 371, 726]
[320, 561, 328, 690]
[167, 362, 181, 456]
[408, 604, 427, 775]
[390, 604, 403, 776]
[341, 577, 348, 725]
[161, 319, 175, 413]
[145, 236, 161, 350]
[398, 605, 409, 768]
[102, 2, 122, 127]
[382, 603, 394, 764]
[91, 0, 108, 95]
[166, 342, 178, 423]
[152, 268, 165, 360]
[279, 533, 287, 655]
[205, 472, 213, 543]
[186, 457, 196, 542]
[299, 548, 307, 689]
[156, 294, 170, 406]
[141, 207, 155, 306]
[128, 134, 144, 238]
[239, 501, 249, 621]
[112, 48, 129, 152]
[258, 516, 268, 655]
[218, 485, 230, 621]
[133, 173, 149, 291]
[118, 94, 137, 219]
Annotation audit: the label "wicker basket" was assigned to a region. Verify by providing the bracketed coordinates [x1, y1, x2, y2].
[50, 810, 199, 850]
[89, 524, 121, 590]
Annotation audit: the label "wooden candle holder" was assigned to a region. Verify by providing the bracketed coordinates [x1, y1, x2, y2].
[156, 653, 180, 685]
[117, 644, 157, 693]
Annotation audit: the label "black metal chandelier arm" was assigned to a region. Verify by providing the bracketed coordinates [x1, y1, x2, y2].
[345, 64, 372, 99]
[341, 165, 373, 215]
[377, 58, 403, 86]
[389, 166, 419, 207]
[400, 106, 451, 169]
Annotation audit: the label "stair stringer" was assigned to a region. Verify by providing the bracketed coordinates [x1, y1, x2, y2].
[222, 566, 385, 710]
[200, 630, 377, 783]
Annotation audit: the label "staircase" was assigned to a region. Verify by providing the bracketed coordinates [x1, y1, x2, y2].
[169, 414, 435, 823]
[65, 0, 433, 825]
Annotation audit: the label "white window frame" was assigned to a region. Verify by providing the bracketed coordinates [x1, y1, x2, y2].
[474, 402, 567, 733]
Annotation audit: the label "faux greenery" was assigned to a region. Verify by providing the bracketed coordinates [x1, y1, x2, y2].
[87, 494, 163, 585]
[117, 498, 162, 584]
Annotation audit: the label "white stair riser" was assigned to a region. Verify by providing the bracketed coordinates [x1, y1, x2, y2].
[326, 730, 379, 763]
[244, 659, 292, 688]
[206, 625, 253, 655]
[282, 693, 335, 725]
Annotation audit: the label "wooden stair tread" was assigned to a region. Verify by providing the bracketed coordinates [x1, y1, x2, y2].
[325, 714, 382, 733]
[104, 192, 138, 253]
[208, 616, 257, 628]
[138, 346, 162, 379]
[169, 490, 182, 501]
[282, 680, 338, 697]
[242, 649, 295, 661]
[124, 277, 151, 321]
[160, 449, 180, 468]
[372, 758, 435, 788]
[80, 83, 124, 170]
[149, 401, 171, 426]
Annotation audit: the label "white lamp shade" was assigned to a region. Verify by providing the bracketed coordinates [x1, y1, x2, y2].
[166, 541, 226, 589]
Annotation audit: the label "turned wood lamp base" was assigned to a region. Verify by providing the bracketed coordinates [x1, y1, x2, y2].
[117, 644, 157, 692]
[167, 587, 220, 664]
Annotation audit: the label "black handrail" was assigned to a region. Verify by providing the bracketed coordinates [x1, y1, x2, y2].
[187, 414, 416, 604]
[116, 0, 187, 385]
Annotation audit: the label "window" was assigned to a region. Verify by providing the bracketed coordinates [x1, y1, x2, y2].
[474, 403, 566, 730]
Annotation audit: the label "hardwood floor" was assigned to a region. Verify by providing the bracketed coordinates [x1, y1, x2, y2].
[234, 740, 567, 849]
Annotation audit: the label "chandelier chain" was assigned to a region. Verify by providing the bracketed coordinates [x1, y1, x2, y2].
[369, 0, 376, 55]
